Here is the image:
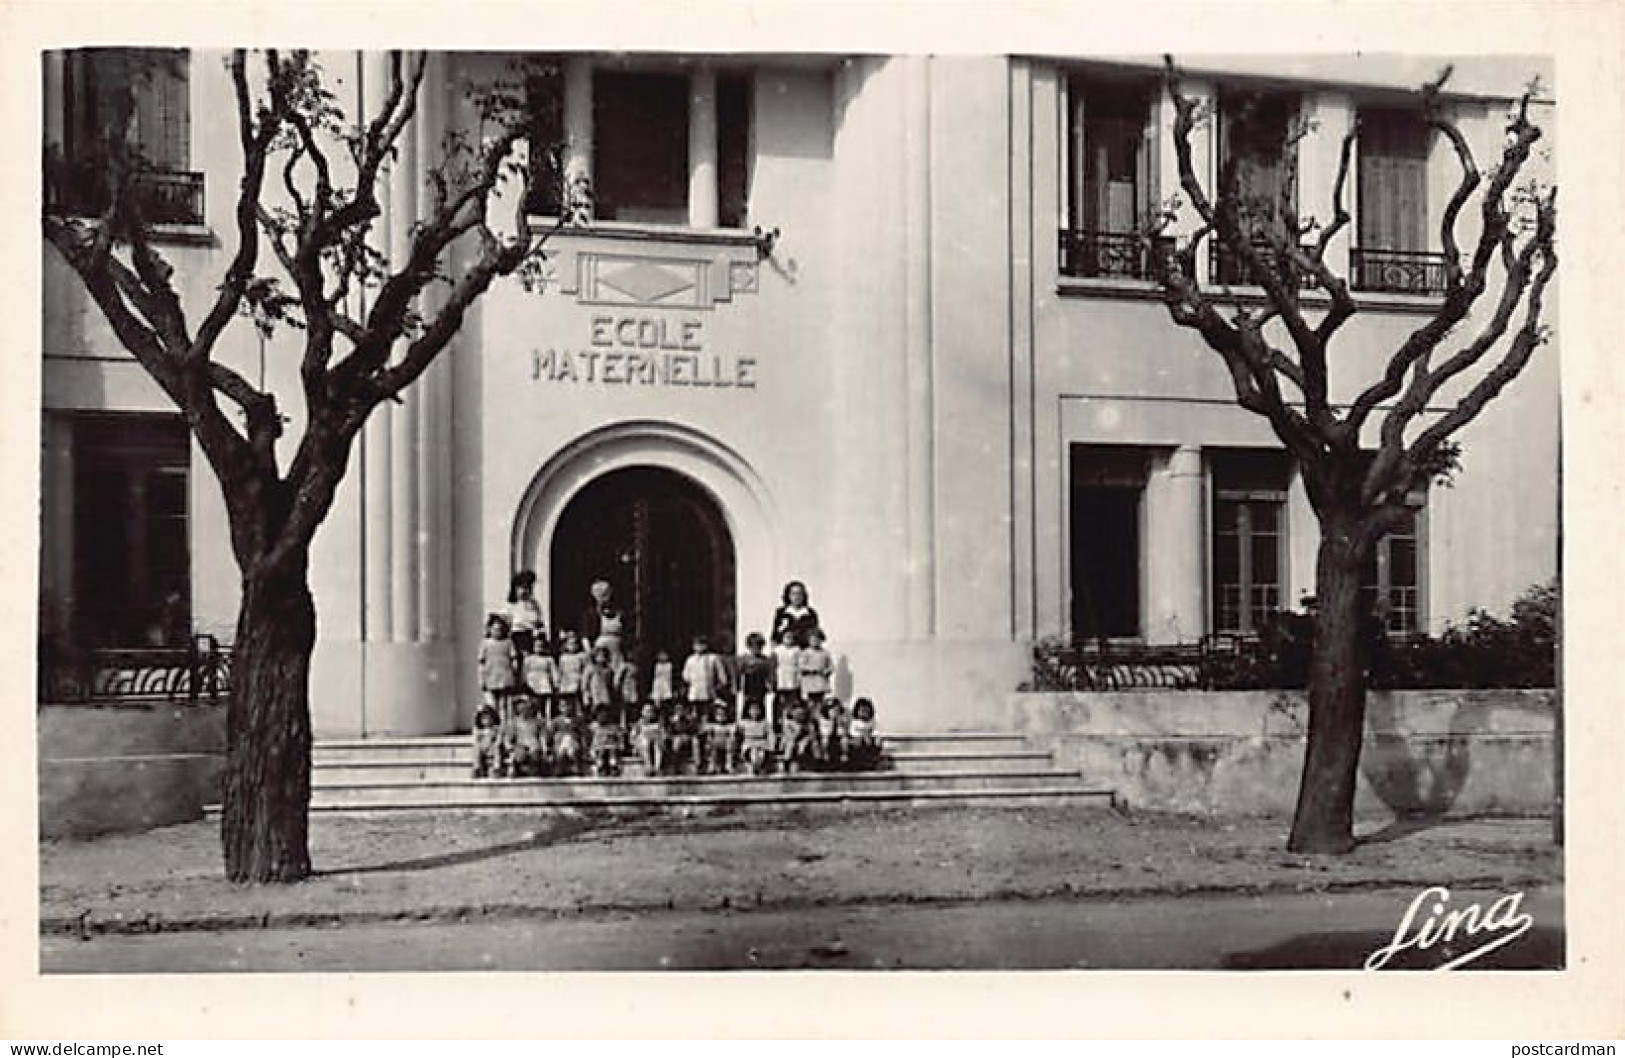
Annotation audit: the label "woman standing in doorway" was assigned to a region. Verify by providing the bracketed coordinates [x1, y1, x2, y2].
[580, 579, 630, 667]
[770, 580, 821, 648]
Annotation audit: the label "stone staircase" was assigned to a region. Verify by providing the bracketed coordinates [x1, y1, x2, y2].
[306, 731, 1114, 815]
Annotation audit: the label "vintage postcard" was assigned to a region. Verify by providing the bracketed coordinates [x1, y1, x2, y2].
[3, 0, 1622, 1040]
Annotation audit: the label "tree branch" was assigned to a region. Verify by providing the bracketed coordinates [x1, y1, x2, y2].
[192, 50, 280, 363]
[1343, 87, 1544, 440]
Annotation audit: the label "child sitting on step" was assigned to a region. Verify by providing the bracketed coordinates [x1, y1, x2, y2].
[634, 701, 666, 776]
[472, 703, 503, 779]
[667, 699, 700, 775]
[780, 699, 817, 774]
[736, 698, 773, 775]
[846, 697, 881, 771]
[507, 696, 547, 777]
[815, 696, 849, 771]
[589, 705, 622, 776]
[550, 700, 582, 776]
[701, 700, 737, 775]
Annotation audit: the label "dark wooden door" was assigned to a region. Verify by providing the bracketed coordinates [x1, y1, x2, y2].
[550, 466, 736, 667]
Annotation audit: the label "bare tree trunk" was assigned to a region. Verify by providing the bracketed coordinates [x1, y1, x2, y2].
[221, 554, 316, 883]
[1288, 512, 1368, 854]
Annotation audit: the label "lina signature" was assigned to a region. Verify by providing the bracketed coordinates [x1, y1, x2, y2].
[1365, 886, 1534, 970]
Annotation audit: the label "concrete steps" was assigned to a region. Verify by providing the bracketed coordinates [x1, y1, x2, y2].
[304, 730, 1114, 815]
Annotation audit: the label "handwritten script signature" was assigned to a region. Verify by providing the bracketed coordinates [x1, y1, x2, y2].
[1365, 886, 1534, 970]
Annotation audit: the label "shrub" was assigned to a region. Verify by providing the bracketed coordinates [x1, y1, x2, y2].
[1021, 579, 1558, 692]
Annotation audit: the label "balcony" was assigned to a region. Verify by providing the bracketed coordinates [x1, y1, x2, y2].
[1208, 237, 1322, 291]
[1349, 247, 1450, 296]
[1058, 230, 1174, 282]
[47, 163, 206, 228]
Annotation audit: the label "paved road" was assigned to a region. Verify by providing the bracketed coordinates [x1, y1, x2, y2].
[42, 886, 1562, 972]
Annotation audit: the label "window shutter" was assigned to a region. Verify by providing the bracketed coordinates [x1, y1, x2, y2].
[1359, 110, 1428, 251]
[154, 51, 190, 171]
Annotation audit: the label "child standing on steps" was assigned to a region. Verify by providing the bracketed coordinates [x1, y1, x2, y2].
[797, 627, 833, 712]
[650, 649, 676, 715]
[505, 570, 545, 657]
[736, 632, 774, 725]
[772, 628, 801, 727]
[682, 636, 730, 715]
[554, 629, 587, 719]
[478, 614, 519, 728]
[522, 643, 559, 720]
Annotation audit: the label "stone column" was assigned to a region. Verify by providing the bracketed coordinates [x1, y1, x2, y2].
[389, 59, 422, 644]
[563, 56, 594, 217]
[903, 55, 937, 638]
[688, 65, 719, 229]
[1146, 445, 1207, 644]
[354, 51, 457, 736]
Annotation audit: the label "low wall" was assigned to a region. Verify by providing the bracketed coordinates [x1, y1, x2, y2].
[1010, 689, 1555, 819]
[39, 703, 226, 838]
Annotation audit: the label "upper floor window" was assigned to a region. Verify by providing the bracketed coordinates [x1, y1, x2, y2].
[1353, 107, 1447, 295]
[50, 48, 202, 226]
[1212, 88, 1300, 285]
[1060, 76, 1165, 280]
[528, 61, 751, 230]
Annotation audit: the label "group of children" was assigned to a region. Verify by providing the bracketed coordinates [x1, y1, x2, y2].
[472, 591, 881, 780]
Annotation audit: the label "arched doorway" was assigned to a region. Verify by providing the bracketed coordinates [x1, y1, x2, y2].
[550, 466, 737, 665]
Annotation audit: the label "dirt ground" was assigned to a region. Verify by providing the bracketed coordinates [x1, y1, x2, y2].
[38, 805, 1562, 933]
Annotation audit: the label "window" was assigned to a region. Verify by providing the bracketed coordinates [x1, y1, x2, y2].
[527, 64, 752, 229]
[71, 415, 191, 648]
[1363, 501, 1425, 636]
[51, 48, 202, 225]
[1212, 88, 1300, 285]
[1061, 77, 1164, 279]
[1210, 450, 1290, 636]
[1070, 446, 1149, 642]
[1354, 108, 1447, 294]
[594, 70, 690, 225]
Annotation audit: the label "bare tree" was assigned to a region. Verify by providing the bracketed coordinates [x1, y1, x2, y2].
[43, 49, 557, 881]
[1152, 59, 1556, 853]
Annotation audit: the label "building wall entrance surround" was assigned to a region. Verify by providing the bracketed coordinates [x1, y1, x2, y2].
[510, 420, 780, 653]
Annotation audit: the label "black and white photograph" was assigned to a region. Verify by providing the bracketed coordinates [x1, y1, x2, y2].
[7, 0, 1625, 1041]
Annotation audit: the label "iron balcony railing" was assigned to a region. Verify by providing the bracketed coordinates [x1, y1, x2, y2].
[1058, 229, 1175, 282]
[40, 633, 231, 704]
[48, 163, 206, 227]
[1208, 237, 1324, 290]
[1349, 246, 1451, 296]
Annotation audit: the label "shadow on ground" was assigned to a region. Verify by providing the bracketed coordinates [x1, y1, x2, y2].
[320, 816, 608, 877]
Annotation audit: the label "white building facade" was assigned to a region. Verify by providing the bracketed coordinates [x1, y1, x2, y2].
[39, 51, 1559, 734]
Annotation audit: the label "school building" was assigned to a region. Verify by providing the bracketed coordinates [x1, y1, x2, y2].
[39, 50, 1559, 734]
